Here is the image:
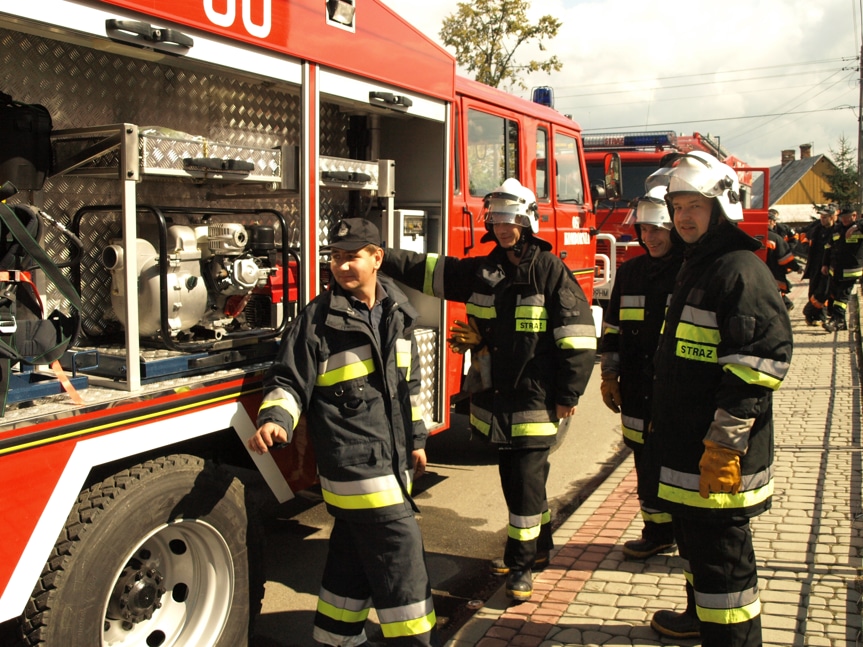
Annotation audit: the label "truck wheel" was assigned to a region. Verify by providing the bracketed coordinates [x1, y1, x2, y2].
[21, 454, 264, 647]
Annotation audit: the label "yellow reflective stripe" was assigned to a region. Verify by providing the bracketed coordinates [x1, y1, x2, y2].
[316, 358, 375, 387]
[411, 406, 422, 422]
[258, 388, 302, 429]
[514, 305, 547, 320]
[676, 340, 717, 363]
[723, 363, 783, 390]
[844, 267, 863, 279]
[602, 323, 620, 335]
[697, 597, 761, 626]
[641, 509, 672, 524]
[512, 421, 558, 437]
[620, 307, 644, 321]
[470, 412, 491, 436]
[658, 479, 773, 510]
[380, 609, 437, 639]
[677, 322, 721, 345]
[541, 509, 551, 524]
[423, 254, 439, 296]
[557, 335, 597, 350]
[622, 424, 644, 445]
[508, 522, 542, 541]
[320, 475, 406, 510]
[316, 599, 370, 624]
[467, 303, 496, 319]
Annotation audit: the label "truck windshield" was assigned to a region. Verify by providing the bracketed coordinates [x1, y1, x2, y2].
[586, 161, 658, 204]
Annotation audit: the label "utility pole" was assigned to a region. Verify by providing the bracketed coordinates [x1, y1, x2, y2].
[858, 42, 863, 209]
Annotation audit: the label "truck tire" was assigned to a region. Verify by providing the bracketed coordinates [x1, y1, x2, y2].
[20, 454, 264, 647]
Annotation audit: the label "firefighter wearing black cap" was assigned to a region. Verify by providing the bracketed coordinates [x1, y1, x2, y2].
[821, 208, 863, 332]
[802, 206, 837, 325]
[380, 178, 596, 602]
[599, 183, 682, 559]
[641, 152, 793, 647]
[249, 218, 437, 647]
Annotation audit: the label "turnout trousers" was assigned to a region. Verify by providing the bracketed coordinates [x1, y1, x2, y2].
[632, 445, 674, 545]
[313, 516, 437, 647]
[498, 446, 554, 570]
[673, 516, 762, 647]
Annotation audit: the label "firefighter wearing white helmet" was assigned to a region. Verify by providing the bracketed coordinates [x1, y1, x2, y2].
[480, 177, 549, 255]
[640, 152, 793, 646]
[380, 177, 596, 603]
[599, 183, 681, 561]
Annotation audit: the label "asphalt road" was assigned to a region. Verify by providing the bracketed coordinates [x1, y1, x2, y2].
[252, 357, 627, 647]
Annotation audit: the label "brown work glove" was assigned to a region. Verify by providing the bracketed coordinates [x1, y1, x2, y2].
[698, 440, 742, 498]
[448, 319, 482, 354]
[600, 376, 622, 413]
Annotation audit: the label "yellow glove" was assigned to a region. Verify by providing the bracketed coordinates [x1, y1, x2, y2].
[600, 376, 622, 413]
[698, 440, 742, 498]
[448, 319, 482, 354]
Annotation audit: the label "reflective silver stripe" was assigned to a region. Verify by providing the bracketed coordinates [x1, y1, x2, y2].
[395, 338, 411, 375]
[718, 353, 789, 379]
[510, 511, 543, 528]
[512, 409, 556, 424]
[318, 586, 372, 613]
[318, 345, 374, 382]
[555, 323, 598, 350]
[660, 465, 773, 492]
[695, 584, 761, 611]
[680, 305, 718, 328]
[320, 474, 401, 496]
[376, 597, 436, 625]
[466, 292, 496, 320]
[621, 414, 643, 432]
[517, 294, 545, 307]
[258, 387, 302, 430]
[620, 295, 645, 308]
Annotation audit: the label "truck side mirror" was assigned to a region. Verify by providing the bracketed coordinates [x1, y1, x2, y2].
[603, 152, 622, 201]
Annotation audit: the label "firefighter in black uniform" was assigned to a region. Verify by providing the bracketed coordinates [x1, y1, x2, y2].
[765, 213, 801, 311]
[249, 218, 437, 647]
[599, 184, 682, 559]
[380, 178, 596, 602]
[802, 206, 837, 325]
[822, 208, 863, 332]
[641, 152, 793, 646]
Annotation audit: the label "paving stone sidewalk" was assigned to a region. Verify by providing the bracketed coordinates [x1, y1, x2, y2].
[446, 285, 863, 647]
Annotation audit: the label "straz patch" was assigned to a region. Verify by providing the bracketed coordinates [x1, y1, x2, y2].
[676, 340, 716, 362]
[516, 319, 546, 332]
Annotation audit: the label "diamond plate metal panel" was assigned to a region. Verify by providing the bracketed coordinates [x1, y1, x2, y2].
[415, 327, 440, 426]
[0, 27, 303, 321]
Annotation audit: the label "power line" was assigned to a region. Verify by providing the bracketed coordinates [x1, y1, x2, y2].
[551, 57, 856, 91]
[556, 68, 847, 100]
[584, 106, 852, 132]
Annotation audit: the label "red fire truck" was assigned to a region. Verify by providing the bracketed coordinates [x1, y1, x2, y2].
[0, 2, 601, 644]
[583, 130, 770, 304]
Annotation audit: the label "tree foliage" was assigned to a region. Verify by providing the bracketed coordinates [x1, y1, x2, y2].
[439, 0, 562, 90]
[824, 135, 860, 210]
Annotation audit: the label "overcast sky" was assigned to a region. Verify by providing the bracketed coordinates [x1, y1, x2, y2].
[380, 0, 859, 170]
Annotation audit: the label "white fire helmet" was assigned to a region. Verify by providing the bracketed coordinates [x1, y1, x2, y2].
[666, 151, 743, 221]
[634, 185, 672, 230]
[483, 178, 539, 234]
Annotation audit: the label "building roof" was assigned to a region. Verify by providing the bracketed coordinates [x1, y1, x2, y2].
[751, 154, 826, 207]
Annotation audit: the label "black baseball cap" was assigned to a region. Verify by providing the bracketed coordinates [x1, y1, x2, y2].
[323, 218, 382, 251]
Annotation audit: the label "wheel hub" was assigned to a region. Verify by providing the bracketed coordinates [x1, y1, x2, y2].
[107, 562, 166, 624]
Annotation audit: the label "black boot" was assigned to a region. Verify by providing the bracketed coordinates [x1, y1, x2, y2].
[651, 609, 701, 638]
[505, 569, 532, 601]
[622, 536, 675, 559]
[490, 551, 549, 575]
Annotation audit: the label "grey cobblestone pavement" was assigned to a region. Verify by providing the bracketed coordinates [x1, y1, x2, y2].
[446, 283, 863, 647]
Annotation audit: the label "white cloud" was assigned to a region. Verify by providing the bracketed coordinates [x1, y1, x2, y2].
[380, 0, 859, 171]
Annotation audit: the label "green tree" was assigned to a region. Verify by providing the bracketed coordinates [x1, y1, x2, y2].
[824, 135, 860, 210]
[439, 0, 562, 90]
